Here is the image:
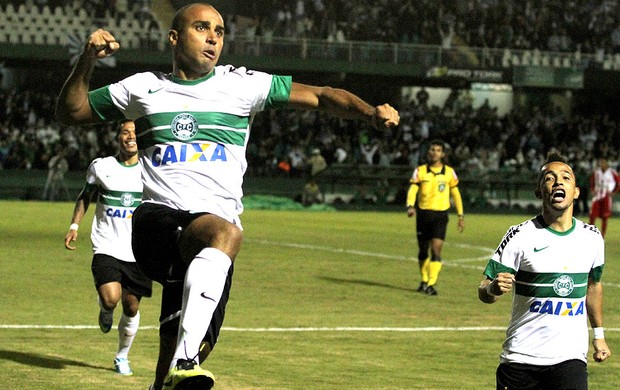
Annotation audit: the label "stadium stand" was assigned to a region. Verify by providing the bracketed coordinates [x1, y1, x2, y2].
[1, 0, 620, 209]
[3, 1, 620, 69]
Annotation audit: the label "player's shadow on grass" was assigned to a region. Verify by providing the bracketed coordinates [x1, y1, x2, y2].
[318, 276, 417, 292]
[0, 349, 109, 371]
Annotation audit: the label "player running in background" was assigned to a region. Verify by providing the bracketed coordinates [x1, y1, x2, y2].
[478, 152, 611, 390]
[55, 3, 400, 389]
[406, 139, 464, 296]
[588, 157, 620, 237]
[64, 120, 152, 376]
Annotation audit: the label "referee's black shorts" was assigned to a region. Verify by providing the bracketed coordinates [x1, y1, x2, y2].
[132, 202, 234, 349]
[415, 209, 449, 241]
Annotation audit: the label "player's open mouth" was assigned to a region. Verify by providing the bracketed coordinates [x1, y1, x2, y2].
[551, 189, 566, 202]
[204, 49, 216, 59]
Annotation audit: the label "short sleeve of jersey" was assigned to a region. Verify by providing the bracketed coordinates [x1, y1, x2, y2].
[88, 86, 126, 121]
[88, 71, 158, 120]
[590, 232, 605, 282]
[229, 69, 290, 112]
[84, 158, 101, 187]
[483, 224, 522, 279]
[264, 75, 292, 109]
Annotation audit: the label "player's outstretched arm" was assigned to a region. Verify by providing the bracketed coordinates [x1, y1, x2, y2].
[287, 82, 400, 130]
[56, 29, 119, 125]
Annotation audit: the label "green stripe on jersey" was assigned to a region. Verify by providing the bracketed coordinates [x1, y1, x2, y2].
[88, 86, 126, 121]
[483, 259, 516, 279]
[515, 270, 589, 298]
[515, 283, 587, 299]
[135, 112, 248, 148]
[265, 75, 292, 109]
[98, 189, 142, 207]
[517, 270, 589, 285]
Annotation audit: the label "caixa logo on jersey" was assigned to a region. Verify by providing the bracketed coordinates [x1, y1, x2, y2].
[171, 113, 199, 141]
[105, 208, 134, 218]
[529, 300, 584, 317]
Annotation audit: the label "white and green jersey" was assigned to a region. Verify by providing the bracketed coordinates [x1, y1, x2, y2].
[84, 156, 142, 262]
[88, 66, 292, 225]
[484, 215, 604, 366]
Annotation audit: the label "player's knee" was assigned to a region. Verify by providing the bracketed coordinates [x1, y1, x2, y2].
[220, 222, 243, 243]
[214, 223, 243, 259]
[99, 296, 118, 311]
[122, 302, 140, 317]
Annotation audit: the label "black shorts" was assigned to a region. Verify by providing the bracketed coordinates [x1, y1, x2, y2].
[496, 359, 587, 390]
[91, 253, 153, 298]
[416, 209, 449, 241]
[132, 202, 234, 349]
[132, 202, 205, 284]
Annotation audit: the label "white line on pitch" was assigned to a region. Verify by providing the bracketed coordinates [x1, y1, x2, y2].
[245, 238, 620, 287]
[1, 325, 620, 332]
[245, 238, 494, 263]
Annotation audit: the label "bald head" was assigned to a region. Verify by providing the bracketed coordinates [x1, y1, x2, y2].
[171, 2, 221, 32]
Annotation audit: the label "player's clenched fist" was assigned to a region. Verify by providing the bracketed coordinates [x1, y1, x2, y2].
[373, 103, 400, 130]
[85, 29, 120, 58]
[593, 339, 611, 363]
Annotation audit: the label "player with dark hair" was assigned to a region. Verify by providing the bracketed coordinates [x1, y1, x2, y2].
[55, 3, 400, 389]
[406, 139, 464, 296]
[64, 119, 151, 376]
[478, 152, 611, 390]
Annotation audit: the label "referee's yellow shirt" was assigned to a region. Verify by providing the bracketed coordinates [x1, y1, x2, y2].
[406, 164, 463, 214]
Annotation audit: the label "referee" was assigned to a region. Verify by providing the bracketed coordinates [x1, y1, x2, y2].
[406, 139, 464, 295]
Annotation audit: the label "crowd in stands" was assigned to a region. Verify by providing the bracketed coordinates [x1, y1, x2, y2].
[2, 0, 620, 186]
[211, 0, 620, 56]
[4, 0, 620, 57]
[1, 82, 617, 186]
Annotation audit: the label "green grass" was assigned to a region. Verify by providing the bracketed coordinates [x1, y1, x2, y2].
[1, 201, 619, 389]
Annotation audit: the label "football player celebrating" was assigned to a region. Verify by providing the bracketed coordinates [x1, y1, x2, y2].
[479, 152, 611, 390]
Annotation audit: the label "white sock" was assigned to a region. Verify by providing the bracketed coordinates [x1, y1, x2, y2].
[171, 248, 231, 369]
[116, 311, 140, 359]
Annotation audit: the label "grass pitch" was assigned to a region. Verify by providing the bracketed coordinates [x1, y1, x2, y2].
[0, 201, 619, 389]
